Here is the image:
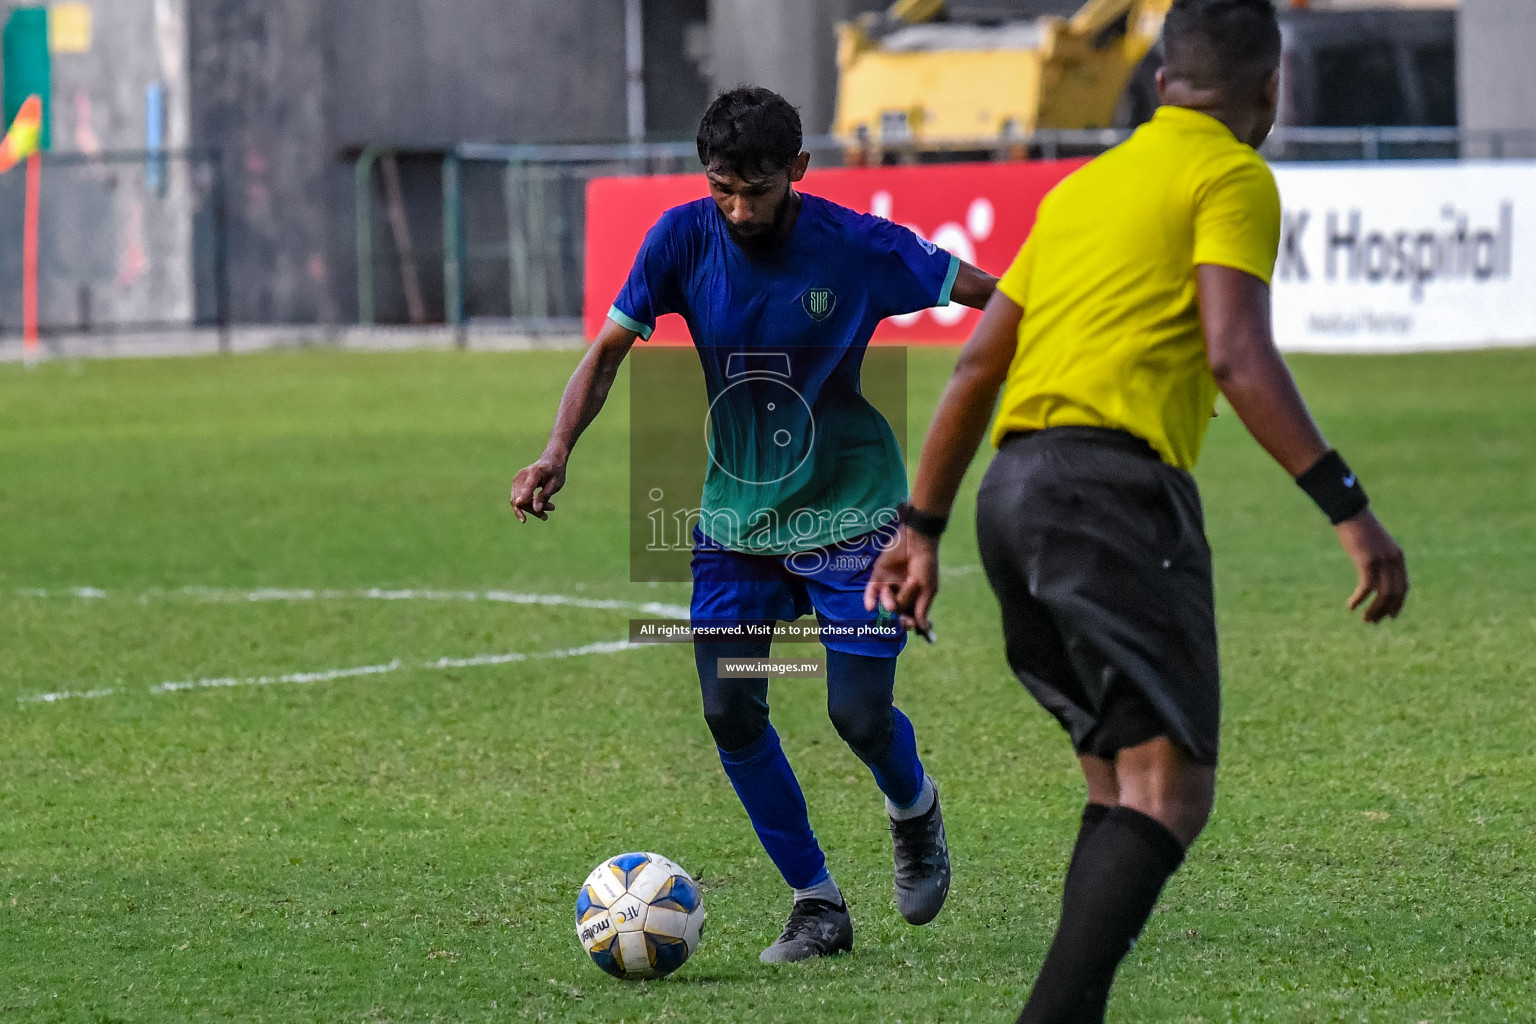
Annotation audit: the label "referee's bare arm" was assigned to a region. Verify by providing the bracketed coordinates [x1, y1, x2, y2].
[864, 291, 1023, 630]
[511, 318, 639, 523]
[1199, 264, 1408, 623]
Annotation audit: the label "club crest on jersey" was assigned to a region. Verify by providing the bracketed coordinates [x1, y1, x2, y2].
[801, 288, 837, 322]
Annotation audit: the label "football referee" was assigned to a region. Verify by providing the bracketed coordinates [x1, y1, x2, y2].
[867, 1, 1408, 1020]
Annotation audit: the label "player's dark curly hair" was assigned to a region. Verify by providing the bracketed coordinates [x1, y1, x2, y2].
[696, 86, 803, 180]
[1162, 0, 1282, 92]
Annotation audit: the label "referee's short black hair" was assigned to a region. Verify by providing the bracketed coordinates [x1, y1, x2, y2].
[696, 86, 803, 180]
[1161, 0, 1282, 93]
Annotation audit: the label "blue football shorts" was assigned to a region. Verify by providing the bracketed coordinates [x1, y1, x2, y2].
[689, 527, 907, 658]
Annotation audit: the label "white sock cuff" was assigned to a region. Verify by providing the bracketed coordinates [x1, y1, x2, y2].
[887, 774, 936, 821]
[792, 876, 843, 906]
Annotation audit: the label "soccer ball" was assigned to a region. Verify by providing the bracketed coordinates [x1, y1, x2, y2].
[575, 852, 706, 980]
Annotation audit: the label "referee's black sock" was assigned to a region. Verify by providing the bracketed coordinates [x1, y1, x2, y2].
[1065, 803, 1112, 887]
[1017, 807, 1186, 1024]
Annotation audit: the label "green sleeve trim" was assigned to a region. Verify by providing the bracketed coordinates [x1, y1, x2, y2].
[607, 305, 653, 340]
[936, 254, 961, 307]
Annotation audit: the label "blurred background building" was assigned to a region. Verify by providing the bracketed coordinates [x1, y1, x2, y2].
[0, 0, 1530, 334]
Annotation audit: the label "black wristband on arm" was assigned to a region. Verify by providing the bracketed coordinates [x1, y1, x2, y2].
[897, 501, 949, 540]
[1296, 449, 1369, 524]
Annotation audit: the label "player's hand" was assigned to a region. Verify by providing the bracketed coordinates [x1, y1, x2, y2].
[511, 456, 566, 523]
[864, 526, 939, 635]
[1334, 508, 1408, 623]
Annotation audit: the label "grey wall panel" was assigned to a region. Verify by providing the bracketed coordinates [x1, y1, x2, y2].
[1459, 0, 1536, 154]
[707, 0, 885, 135]
[643, 0, 710, 141]
[187, 0, 338, 323]
[187, 0, 631, 324]
[327, 0, 628, 148]
[4, 0, 198, 331]
[172, 0, 908, 324]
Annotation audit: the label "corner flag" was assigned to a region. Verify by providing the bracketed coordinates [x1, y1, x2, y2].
[0, 94, 42, 174]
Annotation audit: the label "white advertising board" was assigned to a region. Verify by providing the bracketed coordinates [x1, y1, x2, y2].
[1271, 161, 1536, 352]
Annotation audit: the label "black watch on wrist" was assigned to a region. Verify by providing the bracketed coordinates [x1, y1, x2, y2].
[897, 501, 948, 540]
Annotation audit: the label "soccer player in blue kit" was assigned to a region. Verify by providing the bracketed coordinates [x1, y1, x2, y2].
[512, 86, 997, 962]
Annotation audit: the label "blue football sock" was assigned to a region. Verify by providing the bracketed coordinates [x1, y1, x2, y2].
[716, 725, 827, 891]
[869, 705, 926, 809]
[826, 650, 926, 809]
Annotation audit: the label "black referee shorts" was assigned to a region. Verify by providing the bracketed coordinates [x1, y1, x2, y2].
[976, 426, 1220, 766]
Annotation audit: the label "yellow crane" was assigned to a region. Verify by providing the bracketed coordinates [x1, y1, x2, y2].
[833, 0, 1173, 151]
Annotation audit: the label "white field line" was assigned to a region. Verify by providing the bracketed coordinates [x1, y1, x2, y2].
[151, 659, 406, 694]
[11, 571, 983, 613]
[12, 569, 976, 707]
[21, 687, 121, 704]
[17, 640, 649, 706]
[14, 577, 985, 602]
[9, 585, 689, 619]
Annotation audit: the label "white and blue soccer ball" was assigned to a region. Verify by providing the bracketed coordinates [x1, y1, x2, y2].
[575, 852, 706, 980]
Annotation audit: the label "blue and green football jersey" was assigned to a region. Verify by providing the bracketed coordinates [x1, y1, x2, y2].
[611, 194, 959, 554]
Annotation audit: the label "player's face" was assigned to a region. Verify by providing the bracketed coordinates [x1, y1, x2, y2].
[706, 164, 793, 243]
[705, 153, 809, 248]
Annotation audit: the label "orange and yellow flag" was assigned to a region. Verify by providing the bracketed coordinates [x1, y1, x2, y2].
[0, 95, 43, 174]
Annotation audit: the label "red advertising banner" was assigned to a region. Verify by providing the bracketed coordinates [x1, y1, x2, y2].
[583, 159, 1086, 344]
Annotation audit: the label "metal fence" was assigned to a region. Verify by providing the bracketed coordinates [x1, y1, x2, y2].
[354, 127, 1536, 335]
[355, 138, 850, 333]
[0, 150, 228, 340]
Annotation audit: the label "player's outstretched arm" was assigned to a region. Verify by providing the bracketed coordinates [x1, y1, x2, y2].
[510, 318, 639, 523]
[864, 291, 1023, 630]
[1198, 264, 1408, 623]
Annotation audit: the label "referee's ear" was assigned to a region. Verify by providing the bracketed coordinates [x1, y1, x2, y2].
[788, 151, 810, 183]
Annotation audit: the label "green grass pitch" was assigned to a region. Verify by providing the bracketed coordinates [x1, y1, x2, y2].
[1, 347, 1532, 1023]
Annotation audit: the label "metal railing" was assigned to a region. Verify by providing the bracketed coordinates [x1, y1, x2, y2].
[0, 149, 229, 342]
[1262, 126, 1536, 162]
[353, 127, 1536, 335]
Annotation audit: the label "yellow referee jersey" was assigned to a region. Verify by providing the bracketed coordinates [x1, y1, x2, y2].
[992, 105, 1281, 470]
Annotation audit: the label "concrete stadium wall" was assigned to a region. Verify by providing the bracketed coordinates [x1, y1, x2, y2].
[186, 0, 632, 325]
[186, 0, 335, 324]
[42, 0, 189, 153]
[1458, 0, 1536, 156]
[644, 0, 711, 141]
[327, 0, 628, 148]
[15, 0, 1516, 334]
[0, 0, 196, 332]
[706, 0, 886, 135]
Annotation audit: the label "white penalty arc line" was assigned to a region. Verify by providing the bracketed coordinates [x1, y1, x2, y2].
[183, 588, 694, 618]
[10, 586, 690, 619]
[8, 573, 991, 608]
[12, 569, 989, 708]
[18, 640, 646, 706]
